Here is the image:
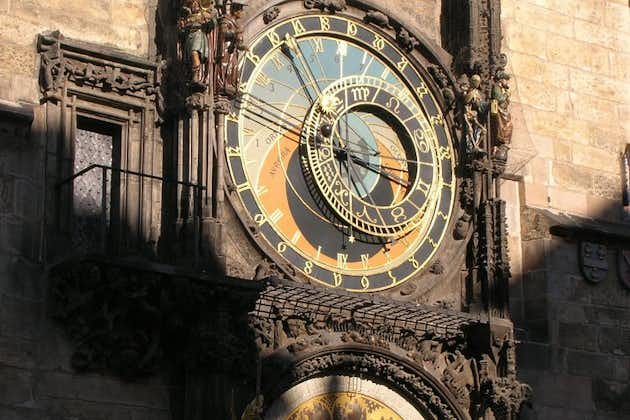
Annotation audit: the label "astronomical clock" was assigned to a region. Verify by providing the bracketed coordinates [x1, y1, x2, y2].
[225, 6, 464, 298]
[40, 0, 531, 419]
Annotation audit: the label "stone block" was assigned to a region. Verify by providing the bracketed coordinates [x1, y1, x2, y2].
[536, 406, 594, 420]
[509, 51, 570, 89]
[0, 366, 33, 405]
[547, 187, 588, 216]
[592, 379, 630, 413]
[586, 195, 621, 222]
[599, 327, 630, 355]
[0, 407, 51, 420]
[558, 322, 598, 351]
[537, 373, 595, 410]
[610, 52, 630, 82]
[604, 2, 630, 34]
[36, 372, 170, 409]
[555, 303, 588, 323]
[514, 3, 575, 37]
[0, 335, 37, 369]
[131, 409, 172, 420]
[584, 306, 630, 327]
[523, 271, 548, 300]
[44, 399, 134, 420]
[591, 173, 621, 201]
[570, 68, 630, 104]
[523, 107, 591, 146]
[546, 34, 610, 75]
[517, 341, 551, 370]
[522, 182, 549, 208]
[504, 22, 548, 58]
[0, 174, 15, 214]
[522, 239, 547, 272]
[567, 351, 629, 381]
[575, 19, 630, 53]
[516, 77, 560, 112]
[524, 319, 550, 342]
[0, 295, 42, 339]
[551, 161, 593, 192]
[572, 93, 621, 126]
[2, 256, 45, 300]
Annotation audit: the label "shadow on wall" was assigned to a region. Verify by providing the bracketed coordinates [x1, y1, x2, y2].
[509, 205, 630, 419]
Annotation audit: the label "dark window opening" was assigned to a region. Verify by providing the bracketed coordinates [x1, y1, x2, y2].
[71, 116, 121, 252]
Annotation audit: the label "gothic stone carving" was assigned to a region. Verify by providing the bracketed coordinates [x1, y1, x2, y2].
[250, 300, 530, 419]
[363, 10, 391, 29]
[303, 0, 347, 13]
[50, 259, 261, 378]
[283, 350, 461, 420]
[263, 7, 280, 24]
[38, 33, 162, 107]
[580, 241, 608, 284]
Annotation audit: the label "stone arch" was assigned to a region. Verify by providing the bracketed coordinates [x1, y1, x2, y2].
[261, 345, 470, 420]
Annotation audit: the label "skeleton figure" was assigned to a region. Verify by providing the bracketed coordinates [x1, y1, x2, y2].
[179, 0, 216, 90]
[462, 74, 487, 157]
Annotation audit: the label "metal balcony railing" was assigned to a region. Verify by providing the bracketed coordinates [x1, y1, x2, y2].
[56, 164, 205, 264]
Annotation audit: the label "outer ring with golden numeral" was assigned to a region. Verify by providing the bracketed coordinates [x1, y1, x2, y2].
[226, 14, 456, 292]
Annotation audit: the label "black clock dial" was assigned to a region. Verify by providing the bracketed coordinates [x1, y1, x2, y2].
[226, 15, 455, 291]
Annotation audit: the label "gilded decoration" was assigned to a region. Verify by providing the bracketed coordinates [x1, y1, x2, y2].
[287, 393, 403, 420]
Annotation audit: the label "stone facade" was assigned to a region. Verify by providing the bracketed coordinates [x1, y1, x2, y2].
[0, 0, 628, 419]
[501, 0, 630, 418]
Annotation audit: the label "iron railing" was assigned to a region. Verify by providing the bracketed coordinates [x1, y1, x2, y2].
[56, 164, 205, 264]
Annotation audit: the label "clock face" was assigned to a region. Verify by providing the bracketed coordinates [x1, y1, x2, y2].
[226, 14, 455, 292]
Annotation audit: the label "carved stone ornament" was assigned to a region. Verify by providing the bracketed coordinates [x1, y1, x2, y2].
[580, 241, 608, 284]
[248, 281, 530, 419]
[49, 258, 261, 378]
[263, 6, 280, 24]
[303, 0, 347, 13]
[618, 249, 630, 290]
[363, 10, 391, 29]
[38, 32, 162, 108]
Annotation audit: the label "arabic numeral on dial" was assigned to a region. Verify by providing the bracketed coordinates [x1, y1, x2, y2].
[277, 242, 287, 254]
[347, 21, 358, 36]
[304, 260, 313, 274]
[333, 272, 343, 287]
[319, 16, 330, 31]
[372, 35, 385, 51]
[408, 256, 419, 269]
[361, 276, 370, 289]
[267, 30, 281, 47]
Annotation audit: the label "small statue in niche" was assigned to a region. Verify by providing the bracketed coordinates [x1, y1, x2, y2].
[462, 74, 487, 158]
[178, 0, 217, 91]
[490, 70, 513, 161]
[215, 0, 248, 98]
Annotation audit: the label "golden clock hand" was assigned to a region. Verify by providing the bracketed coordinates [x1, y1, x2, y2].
[283, 34, 323, 96]
[345, 153, 412, 188]
[345, 154, 390, 230]
[281, 36, 321, 104]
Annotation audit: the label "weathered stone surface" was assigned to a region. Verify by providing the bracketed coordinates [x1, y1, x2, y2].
[0, 366, 33, 405]
[567, 351, 629, 381]
[558, 322, 598, 352]
[592, 379, 630, 413]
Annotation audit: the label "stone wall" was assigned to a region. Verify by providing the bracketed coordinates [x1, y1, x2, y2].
[502, 0, 630, 221]
[503, 1, 630, 418]
[0, 2, 173, 419]
[0, 0, 157, 104]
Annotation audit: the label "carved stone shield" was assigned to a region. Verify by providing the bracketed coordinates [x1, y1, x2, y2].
[618, 250, 630, 290]
[580, 242, 608, 284]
